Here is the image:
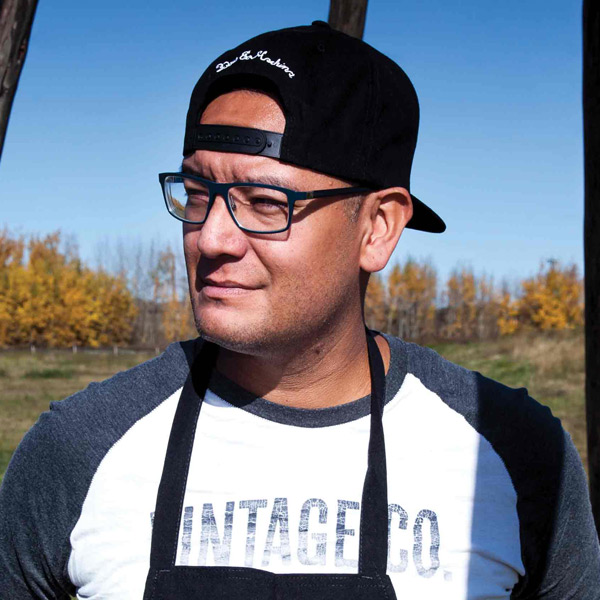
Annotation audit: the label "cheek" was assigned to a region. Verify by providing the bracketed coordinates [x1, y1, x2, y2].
[267, 217, 359, 297]
[182, 230, 200, 276]
[183, 231, 194, 259]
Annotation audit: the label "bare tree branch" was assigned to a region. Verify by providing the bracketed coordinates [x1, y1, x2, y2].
[328, 0, 368, 39]
[0, 0, 38, 162]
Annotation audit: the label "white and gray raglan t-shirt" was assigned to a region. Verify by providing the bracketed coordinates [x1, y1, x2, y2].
[1, 333, 599, 599]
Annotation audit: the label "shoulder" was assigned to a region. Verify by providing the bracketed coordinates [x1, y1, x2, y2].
[0, 338, 199, 598]
[50, 338, 196, 432]
[383, 333, 566, 496]
[383, 332, 562, 451]
[383, 333, 600, 597]
[6, 338, 199, 491]
[26, 338, 198, 462]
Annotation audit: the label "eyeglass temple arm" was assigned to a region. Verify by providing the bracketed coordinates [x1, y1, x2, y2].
[305, 187, 372, 200]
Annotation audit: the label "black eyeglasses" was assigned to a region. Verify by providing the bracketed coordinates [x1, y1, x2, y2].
[159, 172, 371, 234]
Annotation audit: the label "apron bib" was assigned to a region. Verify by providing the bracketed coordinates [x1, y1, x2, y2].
[143, 329, 397, 600]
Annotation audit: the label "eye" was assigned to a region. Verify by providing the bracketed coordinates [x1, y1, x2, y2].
[185, 189, 209, 204]
[251, 197, 287, 210]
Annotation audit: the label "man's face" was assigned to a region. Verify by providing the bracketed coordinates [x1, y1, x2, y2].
[182, 90, 365, 355]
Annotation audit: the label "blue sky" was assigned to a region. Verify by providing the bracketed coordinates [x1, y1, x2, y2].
[0, 0, 583, 286]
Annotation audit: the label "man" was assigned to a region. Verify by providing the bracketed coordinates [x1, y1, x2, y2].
[1, 21, 599, 600]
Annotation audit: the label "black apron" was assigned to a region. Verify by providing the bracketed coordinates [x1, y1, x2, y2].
[143, 329, 397, 600]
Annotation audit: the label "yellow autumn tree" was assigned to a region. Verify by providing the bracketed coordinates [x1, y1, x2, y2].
[515, 260, 583, 331]
[0, 230, 138, 348]
[0, 230, 26, 346]
[13, 233, 65, 346]
[154, 247, 197, 344]
[497, 285, 520, 335]
[85, 270, 138, 347]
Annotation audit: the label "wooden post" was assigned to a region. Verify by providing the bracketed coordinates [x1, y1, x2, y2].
[0, 0, 39, 162]
[583, 0, 600, 535]
[328, 0, 368, 39]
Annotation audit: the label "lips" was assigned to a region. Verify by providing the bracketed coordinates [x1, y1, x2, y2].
[201, 277, 254, 289]
[199, 276, 258, 299]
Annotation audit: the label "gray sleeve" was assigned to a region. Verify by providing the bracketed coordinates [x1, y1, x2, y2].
[521, 431, 600, 599]
[0, 407, 76, 599]
[398, 339, 600, 600]
[471, 376, 600, 600]
[0, 339, 195, 599]
[471, 376, 600, 599]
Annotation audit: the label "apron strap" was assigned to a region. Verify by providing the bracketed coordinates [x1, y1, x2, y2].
[148, 331, 389, 575]
[149, 340, 218, 569]
[358, 330, 389, 576]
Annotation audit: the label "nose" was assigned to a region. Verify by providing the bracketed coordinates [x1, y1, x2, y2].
[194, 193, 247, 259]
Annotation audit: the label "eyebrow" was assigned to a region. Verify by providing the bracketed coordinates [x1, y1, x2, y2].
[179, 163, 301, 191]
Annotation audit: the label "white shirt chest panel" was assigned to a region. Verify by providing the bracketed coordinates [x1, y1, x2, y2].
[69, 374, 523, 599]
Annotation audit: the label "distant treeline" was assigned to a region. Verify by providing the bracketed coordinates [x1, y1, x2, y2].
[364, 258, 583, 342]
[0, 230, 196, 349]
[0, 230, 584, 348]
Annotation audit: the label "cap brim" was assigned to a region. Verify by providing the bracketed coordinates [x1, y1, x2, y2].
[407, 195, 446, 233]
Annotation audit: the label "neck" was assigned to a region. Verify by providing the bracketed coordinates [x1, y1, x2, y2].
[214, 320, 390, 409]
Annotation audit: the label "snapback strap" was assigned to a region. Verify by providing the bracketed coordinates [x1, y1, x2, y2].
[184, 124, 282, 158]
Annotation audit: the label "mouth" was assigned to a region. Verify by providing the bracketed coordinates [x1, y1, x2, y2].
[199, 277, 257, 299]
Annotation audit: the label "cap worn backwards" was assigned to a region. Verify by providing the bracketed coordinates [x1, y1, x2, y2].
[183, 20, 446, 234]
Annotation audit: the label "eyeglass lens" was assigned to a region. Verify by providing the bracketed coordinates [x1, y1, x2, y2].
[164, 175, 290, 232]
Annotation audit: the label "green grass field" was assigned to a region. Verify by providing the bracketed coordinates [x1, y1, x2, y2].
[0, 329, 588, 482]
[429, 329, 587, 469]
[0, 349, 155, 482]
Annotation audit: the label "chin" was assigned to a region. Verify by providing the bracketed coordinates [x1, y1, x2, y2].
[192, 302, 275, 355]
[190, 287, 346, 356]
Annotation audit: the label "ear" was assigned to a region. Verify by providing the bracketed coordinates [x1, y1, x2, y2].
[359, 187, 413, 273]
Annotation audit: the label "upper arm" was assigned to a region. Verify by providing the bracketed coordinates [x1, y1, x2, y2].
[0, 410, 76, 599]
[517, 431, 600, 599]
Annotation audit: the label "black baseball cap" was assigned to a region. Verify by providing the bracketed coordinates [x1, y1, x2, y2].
[183, 21, 446, 234]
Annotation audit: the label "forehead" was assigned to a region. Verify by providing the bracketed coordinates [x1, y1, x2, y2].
[199, 89, 286, 134]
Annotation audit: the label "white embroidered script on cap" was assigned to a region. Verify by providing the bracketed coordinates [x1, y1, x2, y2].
[215, 50, 295, 79]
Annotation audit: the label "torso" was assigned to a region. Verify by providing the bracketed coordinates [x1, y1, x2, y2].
[68, 335, 522, 599]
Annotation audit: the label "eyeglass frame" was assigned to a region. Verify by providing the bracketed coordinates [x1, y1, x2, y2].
[158, 172, 373, 234]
